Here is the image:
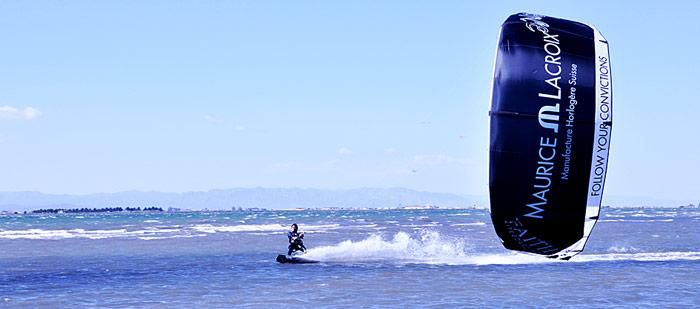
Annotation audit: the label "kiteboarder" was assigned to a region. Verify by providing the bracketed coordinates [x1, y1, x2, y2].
[287, 223, 306, 255]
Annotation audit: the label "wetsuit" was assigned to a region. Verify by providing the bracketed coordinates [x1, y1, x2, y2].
[287, 231, 306, 255]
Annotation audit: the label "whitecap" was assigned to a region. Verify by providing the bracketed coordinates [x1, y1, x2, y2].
[607, 246, 638, 253]
[0, 227, 184, 240]
[189, 223, 341, 234]
[451, 222, 486, 226]
[138, 234, 205, 240]
[599, 219, 673, 223]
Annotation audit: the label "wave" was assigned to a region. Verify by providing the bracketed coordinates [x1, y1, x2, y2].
[190, 223, 341, 234]
[299, 232, 700, 265]
[630, 213, 677, 218]
[0, 223, 345, 240]
[607, 246, 638, 253]
[599, 219, 673, 223]
[191, 223, 287, 233]
[451, 222, 486, 226]
[138, 234, 207, 240]
[0, 228, 180, 240]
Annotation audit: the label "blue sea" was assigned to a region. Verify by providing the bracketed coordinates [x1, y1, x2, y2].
[1, 207, 699, 308]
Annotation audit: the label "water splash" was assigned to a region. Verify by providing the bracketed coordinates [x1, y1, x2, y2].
[302, 231, 470, 263]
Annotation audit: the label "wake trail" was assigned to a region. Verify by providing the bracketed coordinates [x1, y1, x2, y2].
[300, 232, 700, 265]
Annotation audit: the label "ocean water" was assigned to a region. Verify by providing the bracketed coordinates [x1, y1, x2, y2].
[1, 207, 699, 308]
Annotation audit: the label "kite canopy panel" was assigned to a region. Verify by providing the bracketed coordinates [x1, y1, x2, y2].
[489, 13, 612, 259]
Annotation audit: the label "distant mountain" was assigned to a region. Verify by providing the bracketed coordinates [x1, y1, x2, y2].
[0, 188, 488, 211]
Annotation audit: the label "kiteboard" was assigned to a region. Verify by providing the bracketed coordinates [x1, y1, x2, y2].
[276, 254, 319, 264]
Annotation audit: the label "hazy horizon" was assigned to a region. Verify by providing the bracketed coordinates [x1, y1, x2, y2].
[0, 187, 696, 212]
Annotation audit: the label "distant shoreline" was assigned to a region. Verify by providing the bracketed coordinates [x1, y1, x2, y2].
[31, 206, 164, 214]
[1, 204, 698, 215]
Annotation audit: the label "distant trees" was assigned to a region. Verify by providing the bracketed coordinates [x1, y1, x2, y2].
[32, 206, 163, 214]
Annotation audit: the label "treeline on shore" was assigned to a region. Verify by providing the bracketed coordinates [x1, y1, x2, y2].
[32, 207, 164, 214]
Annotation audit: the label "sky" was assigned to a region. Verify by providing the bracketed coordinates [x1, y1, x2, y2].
[0, 1, 698, 201]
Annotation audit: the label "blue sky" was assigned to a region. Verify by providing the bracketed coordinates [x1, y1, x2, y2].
[1, 1, 698, 201]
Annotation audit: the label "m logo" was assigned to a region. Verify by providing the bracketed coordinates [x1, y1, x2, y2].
[519, 13, 549, 34]
[538, 104, 560, 133]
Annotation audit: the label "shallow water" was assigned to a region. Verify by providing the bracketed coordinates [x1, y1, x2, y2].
[1, 208, 699, 307]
